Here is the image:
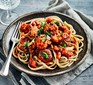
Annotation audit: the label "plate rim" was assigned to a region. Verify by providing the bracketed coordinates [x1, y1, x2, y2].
[2, 11, 91, 76]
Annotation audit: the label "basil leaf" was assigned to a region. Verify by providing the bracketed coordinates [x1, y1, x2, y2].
[38, 27, 43, 35]
[24, 42, 29, 48]
[46, 31, 51, 36]
[41, 22, 47, 27]
[42, 52, 49, 59]
[63, 43, 66, 48]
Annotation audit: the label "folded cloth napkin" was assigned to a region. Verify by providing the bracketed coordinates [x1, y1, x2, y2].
[0, 0, 93, 85]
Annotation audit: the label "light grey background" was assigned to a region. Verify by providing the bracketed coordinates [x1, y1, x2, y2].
[0, 0, 93, 85]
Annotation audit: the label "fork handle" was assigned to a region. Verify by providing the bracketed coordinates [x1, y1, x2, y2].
[0, 42, 16, 76]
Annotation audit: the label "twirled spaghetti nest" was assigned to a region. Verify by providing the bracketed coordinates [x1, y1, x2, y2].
[13, 16, 84, 70]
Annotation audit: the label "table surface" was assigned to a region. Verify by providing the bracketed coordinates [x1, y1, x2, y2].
[0, 0, 93, 85]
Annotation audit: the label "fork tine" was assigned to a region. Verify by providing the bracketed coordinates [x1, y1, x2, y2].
[15, 29, 20, 39]
[12, 21, 22, 38]
[14, 29, 18, 38]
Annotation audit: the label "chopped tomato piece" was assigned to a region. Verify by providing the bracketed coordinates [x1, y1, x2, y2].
[61, 48, 72, 59]
[43, 24, 50, 32]
[66, 52, 73, 59]
[60, 26, 68, 31]
[50, 25, 56, 31]
[51, 35, 59, 43]
[20, 33, 25, 37]
[28, 56, 37, 68]
[29, 26, 38, 37]
[36, 38, 48, 50]
[20, 23, 26, 28]
[60, 26, 71, 34]
[46, 62, 50, 65]
[53, 45, 59, 51]
[20, 23, 31, 34]
[61, 48, 67, 55]
[46, 17, 53, 23]
[56, 52, 61, 59]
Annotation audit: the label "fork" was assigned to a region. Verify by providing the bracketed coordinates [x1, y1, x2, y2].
[0, 21, 21, 76]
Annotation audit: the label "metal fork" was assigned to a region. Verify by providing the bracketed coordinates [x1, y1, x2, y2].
[0, 21, 21, 76]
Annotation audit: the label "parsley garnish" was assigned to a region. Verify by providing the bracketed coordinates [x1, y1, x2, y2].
[41, 38, 45, 42]
[41, 22, 47, 27]
[54, 21, 59, 26]
[63, 43, 66, 48]
[24, 42, 29, 48]
[42, 52, 49, 59]
[23, 55, 30, 60]
[38, 27, 43, 35]
[46, 31, 51, 36]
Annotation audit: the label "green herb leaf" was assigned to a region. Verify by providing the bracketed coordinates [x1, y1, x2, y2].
[42, 52, 49, 59]
[24, 42, 29, 49]
[44, 34, 47, 38]
[38, 27, 43, 35]
[23, 55, 30, 60]
[27, 55, 30, 59]
[41, 22, 47, 27]
[26, 54, 30, 59]
[63, 43, 66, 48]
[45, 35, 51, 40]
[41, 38, 45, 42]
[54, 21, 59, 26]
[46, 31, 51, 36]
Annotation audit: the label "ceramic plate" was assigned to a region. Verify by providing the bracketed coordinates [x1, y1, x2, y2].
[2, 11, 91, 76]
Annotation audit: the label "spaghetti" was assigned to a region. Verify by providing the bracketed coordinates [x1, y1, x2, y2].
[13, 16, 84, 70]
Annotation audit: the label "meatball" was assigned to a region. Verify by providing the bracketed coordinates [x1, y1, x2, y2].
[38, 49, 53, 63]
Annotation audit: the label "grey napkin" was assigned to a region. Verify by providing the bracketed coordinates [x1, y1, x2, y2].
[20, 0, 93, 85]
